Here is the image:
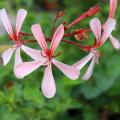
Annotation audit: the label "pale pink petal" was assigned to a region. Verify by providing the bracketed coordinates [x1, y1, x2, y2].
[0, 9, 14, 39]
[31, 24, 48, 52]
[109, 35, 120, 50]
[73, 52, 93, 70]
[15, 58, 47, 78]
[41, 64, 56, 98]
[109, 0, 117, 18]
[50, 24, 64, 54]
[16, 9, 27, 37]
[14, 48, 23, 78]
[52, 59, 80, 80]
[21, 45, 42, 60]
[82, 57, 96, 81]
[100, 18, 116, 45]
[90, 18, 101, 43]
[2, 47, 14, 65]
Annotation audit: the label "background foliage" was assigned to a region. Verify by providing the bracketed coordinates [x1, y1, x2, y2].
[0, 0, 120, 120]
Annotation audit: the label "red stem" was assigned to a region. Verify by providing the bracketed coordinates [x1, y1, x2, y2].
[62, 39, 91, 50]
[51, 16, 58, 36]
[23, 39, 36, 44]
[65, 4, 101, 30]
[51, 11, 64, 36]
[23, 36, 91, 52]
[20, 32, 33, 36]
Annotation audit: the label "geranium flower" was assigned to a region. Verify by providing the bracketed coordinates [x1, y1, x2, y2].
[109, 0, 120, 50]
[15, 24, 80, 98]
[0, 8, 40, 78]
[73, 18, 116, 80]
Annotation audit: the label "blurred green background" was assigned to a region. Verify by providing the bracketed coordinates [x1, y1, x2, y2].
[0, 0, 120, 120]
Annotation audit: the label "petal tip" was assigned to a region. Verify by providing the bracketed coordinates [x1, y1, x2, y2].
[14, 70, 25, 79]
[2, 60, 7, 66]
[0, 8, 6, 12]
[71, 70, 80, 80]
[31, 23, 40, 29]
[14, 72, 25, 79]
[82, 77, 89, 81]
[90, 18, 99, 24]
[19, 9, 27, 14]
[60, 24, 64, 28]
[43, 92, 56, 98]
[59, 24, 64, 32]
[42, 86, 56, 98]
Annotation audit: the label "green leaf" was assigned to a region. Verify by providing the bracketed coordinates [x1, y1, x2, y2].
[23, 81, 45, 107]
[80, 53, 120, 99]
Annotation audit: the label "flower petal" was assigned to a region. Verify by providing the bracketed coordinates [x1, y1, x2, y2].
[16, 9, 27, 37]
[73, 52, 93, 70]
[14, 48, 23, 78]
[0, 9, 14, 39]
[100, 18, 116, 45]
[109, 0, 117, 18]
[41, 64, 56, 98]
[16, 58, 47, 78]
[109, 35, 120, 50]
[31, 24, 48, 52]
[90, 18, 101, 43]
[2, 47, 14, 65]
[52, 59, 80, 80]
[21, 45, 42, 60]
[82, 57, 96, 80]
[50, 24, 64, 54]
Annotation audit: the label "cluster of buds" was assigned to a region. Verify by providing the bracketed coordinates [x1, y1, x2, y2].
[0, 0, 119, 98]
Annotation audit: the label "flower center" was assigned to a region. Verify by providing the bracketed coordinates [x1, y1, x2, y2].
[10, 32, 24, 45]
[46, 49, 53, 58]
[41, 49, 62, 62]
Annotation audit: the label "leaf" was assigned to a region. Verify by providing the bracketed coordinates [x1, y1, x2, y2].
[23, 81, 45, 107]
[1, 110, 20, 120]
[6, 83, 23, 104]
[0, 91, 5, 104]
[80, 53, 120, 99]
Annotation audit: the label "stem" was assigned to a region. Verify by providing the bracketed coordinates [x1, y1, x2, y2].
[62, 39, 91, 50]
[24, 38, 91, 53]
[65, 4, 101, 30]
[23, 39, 36, 44]
[45, 37, 90, 49]
[20, 32, 33, 36]
[51, 16, 58, 36]
[51, 11, 64, 36]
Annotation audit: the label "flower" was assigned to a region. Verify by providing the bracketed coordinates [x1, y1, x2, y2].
[0, 8, 40, 78]
[15, 24, 80, 98]
[73, 18, 116, 80]
[109, 0, 120, 50]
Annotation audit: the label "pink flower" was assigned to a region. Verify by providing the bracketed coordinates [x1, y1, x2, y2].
[109, 0, 120, 50]
[90, 18, 116, 46]
[0, 9, 40, 78]
[73, 18, 116, 80]
[15, 24, 80, 98]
